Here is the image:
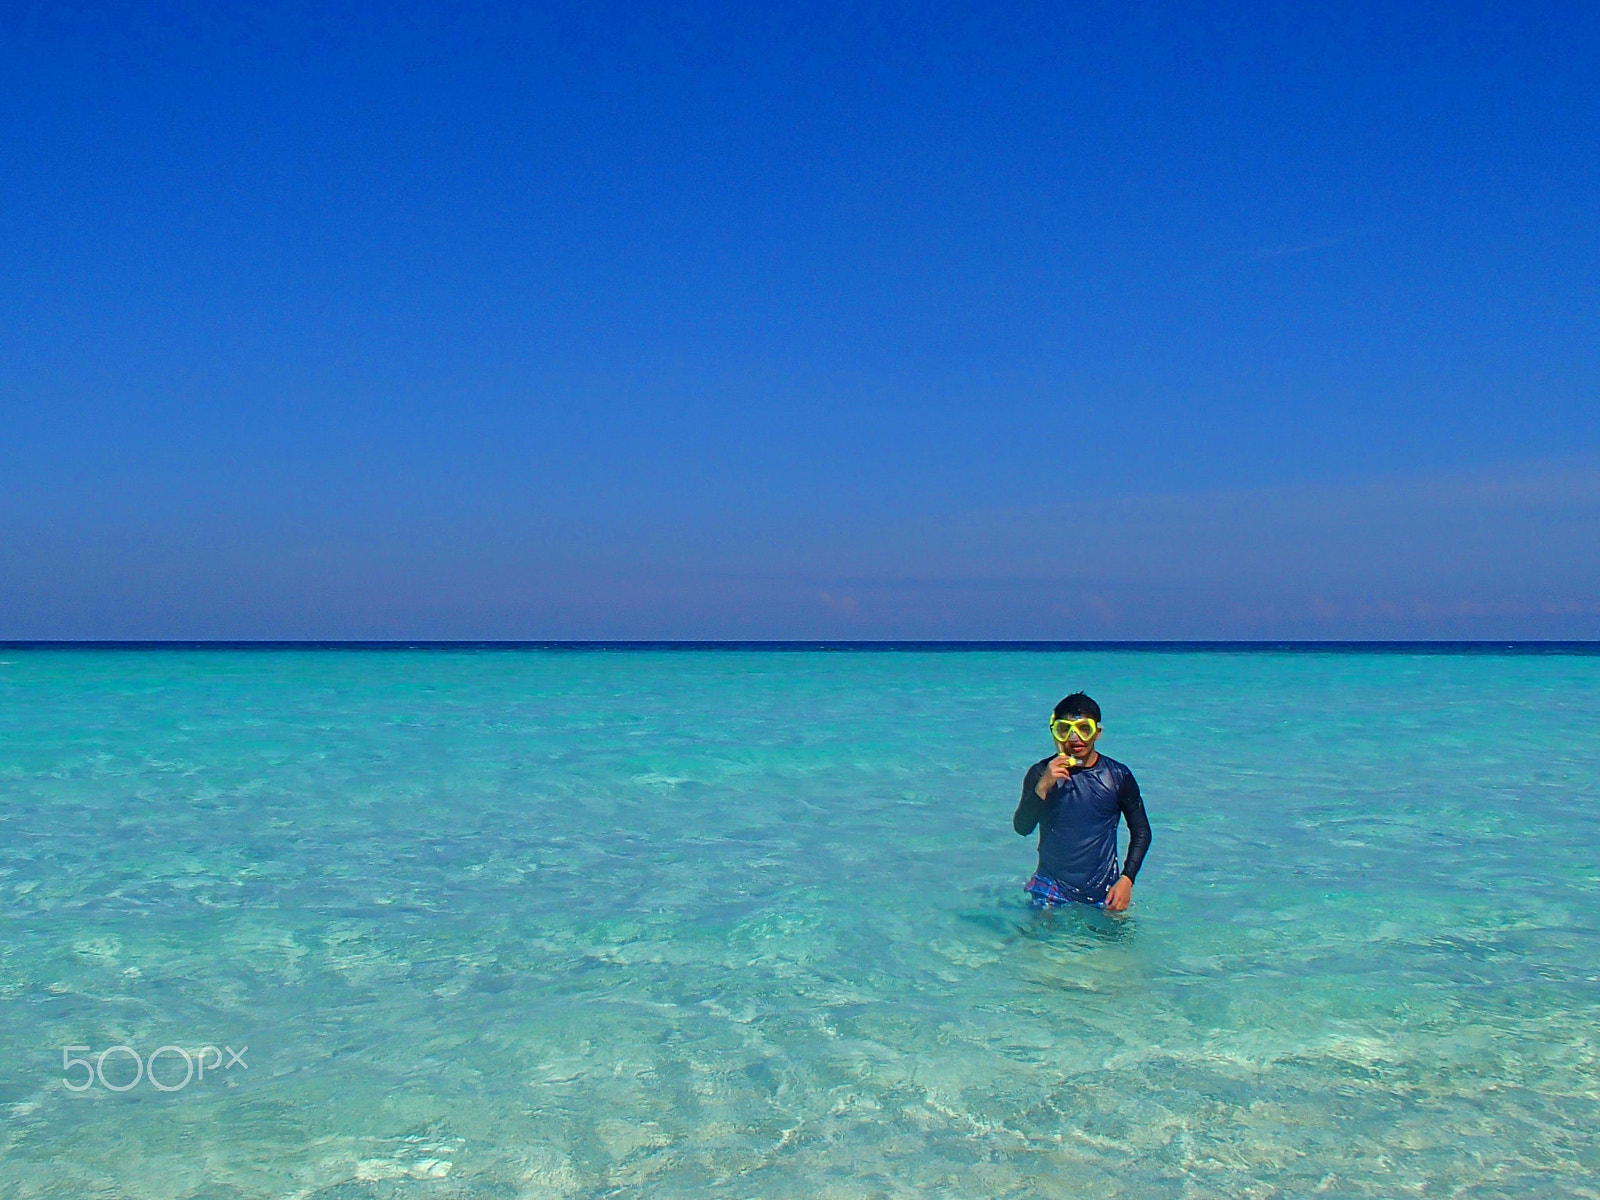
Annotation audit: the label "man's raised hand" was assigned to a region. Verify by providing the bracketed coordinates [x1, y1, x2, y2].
[1035, 754, 1074, 799]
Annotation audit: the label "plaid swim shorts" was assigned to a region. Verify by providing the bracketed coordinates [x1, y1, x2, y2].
[1024, 872, 1107, 908]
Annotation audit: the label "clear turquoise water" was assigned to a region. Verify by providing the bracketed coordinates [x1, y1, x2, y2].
[2, 648, 1597, 1199]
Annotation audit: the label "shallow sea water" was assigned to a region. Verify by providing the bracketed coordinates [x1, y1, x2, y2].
[1, 647, 1597, 1199]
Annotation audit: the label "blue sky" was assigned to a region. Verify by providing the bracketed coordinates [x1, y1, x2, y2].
[2, 1, 1597, 638]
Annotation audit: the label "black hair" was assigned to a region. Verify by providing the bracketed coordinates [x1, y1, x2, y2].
[1053, 692, 1101, 722]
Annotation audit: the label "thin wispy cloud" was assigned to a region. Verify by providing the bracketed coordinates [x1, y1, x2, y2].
[1251, 233, 1358, 259]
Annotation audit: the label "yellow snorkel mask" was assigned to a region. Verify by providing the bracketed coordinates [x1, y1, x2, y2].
[1049, 716, 1099, 767]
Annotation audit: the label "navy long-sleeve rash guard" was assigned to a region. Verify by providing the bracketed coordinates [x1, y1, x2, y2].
[1014, 753, 1151, 901]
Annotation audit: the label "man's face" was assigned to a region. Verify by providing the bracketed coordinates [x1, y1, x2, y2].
[1051, 715, 1101, 759]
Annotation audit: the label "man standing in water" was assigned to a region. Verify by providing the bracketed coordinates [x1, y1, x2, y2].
[1014, 692, 1151, 911]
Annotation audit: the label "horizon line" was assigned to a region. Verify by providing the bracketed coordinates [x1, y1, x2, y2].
[4, 639, 1598, 654]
